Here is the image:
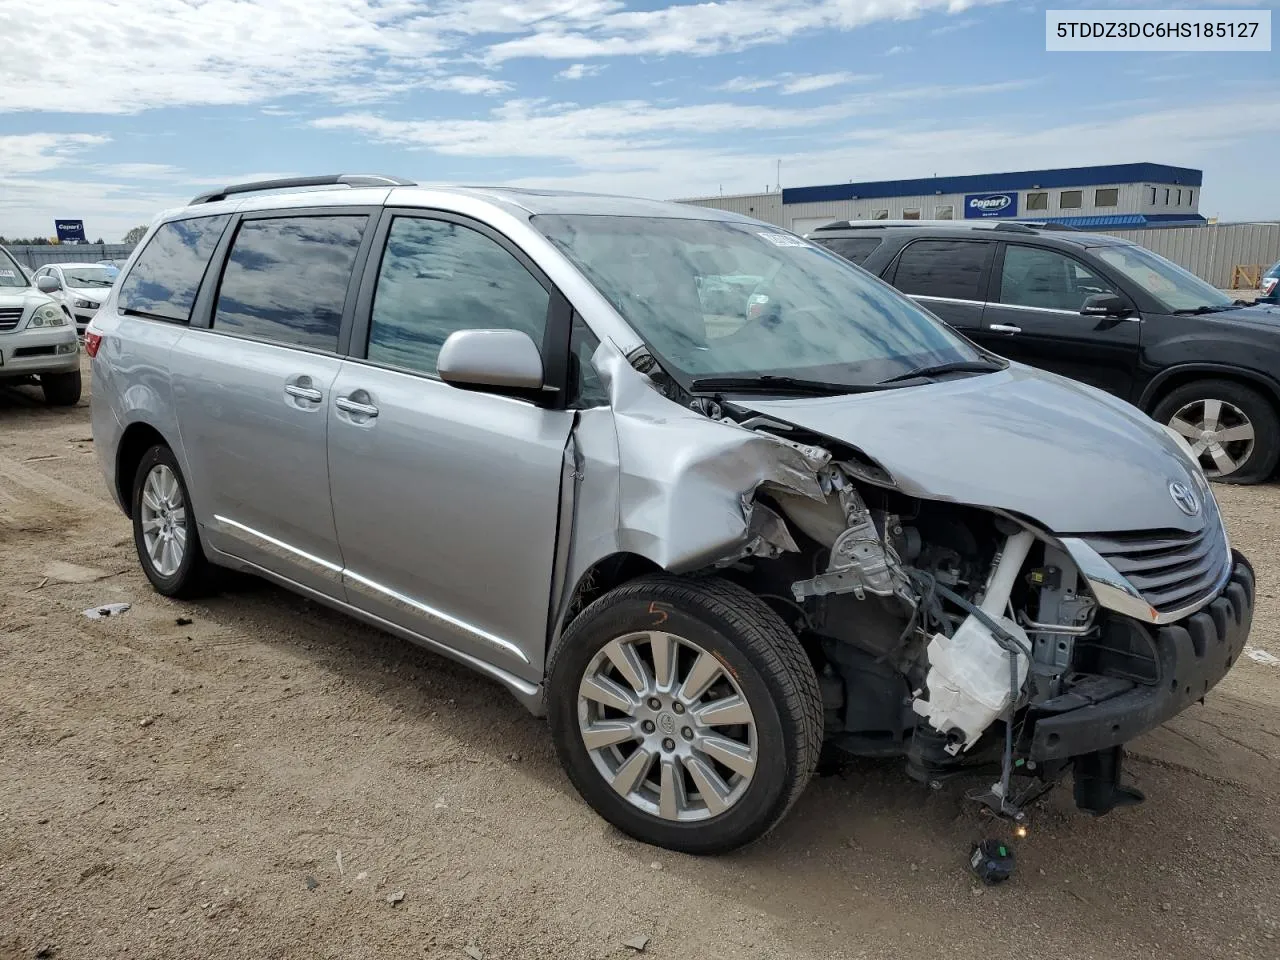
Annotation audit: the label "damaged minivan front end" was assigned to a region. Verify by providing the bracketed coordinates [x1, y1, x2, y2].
[559, 340, 1252, 830]
[534, 209, 1253, 852]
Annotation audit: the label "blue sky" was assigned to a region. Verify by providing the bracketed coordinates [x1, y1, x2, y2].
[0, 0, 1276, 240]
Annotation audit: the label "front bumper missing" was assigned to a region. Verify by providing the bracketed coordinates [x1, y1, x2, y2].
[1025, 551, 1253, 762]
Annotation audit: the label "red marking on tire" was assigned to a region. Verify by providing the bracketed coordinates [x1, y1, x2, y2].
[648, 601, 669, 626]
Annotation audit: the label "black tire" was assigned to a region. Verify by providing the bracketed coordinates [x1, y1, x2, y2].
[546, 574, 823, 855]
[41, 369, 81, 406]
[130, 444, 218, 598]
[1152, 379, 1280, 484]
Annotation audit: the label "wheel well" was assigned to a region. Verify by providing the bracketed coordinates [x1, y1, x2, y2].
[554, 553, 662, 648]
[1145, 369, 1280, 417]
[115, 423, 167, 518]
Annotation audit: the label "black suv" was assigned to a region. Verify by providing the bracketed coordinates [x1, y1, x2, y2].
[810, 220, 1280, 483]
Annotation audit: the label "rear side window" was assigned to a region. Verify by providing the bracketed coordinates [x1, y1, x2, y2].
[814, 236, 882, 266]
[117, 215, 229, 322]
[213, 216, 366, 352]
[892, 239, 993, 301]
[365, 216, 550, 376]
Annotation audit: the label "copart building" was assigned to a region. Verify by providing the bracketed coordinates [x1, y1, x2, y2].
[677, 162, 1207, 234]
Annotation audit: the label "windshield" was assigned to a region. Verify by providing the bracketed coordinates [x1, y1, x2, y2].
[534, 215, 981, 387]
[62, 266, 116, 287]
[1091, 243, 1232, 313]
[0, 248, 29, 288]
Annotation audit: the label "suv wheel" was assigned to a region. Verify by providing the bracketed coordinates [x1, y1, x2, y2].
[131, 444, 218, 598]
[546, 575, 822, 854]
[1154, 379, 1280, 483]
[41, 370, 82, 406]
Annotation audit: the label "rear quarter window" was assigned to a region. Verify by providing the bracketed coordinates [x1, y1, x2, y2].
[813, 236, 882, 266]
[117, 215, 230, 323]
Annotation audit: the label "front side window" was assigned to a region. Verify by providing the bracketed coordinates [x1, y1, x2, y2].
[1060, 190, 1083, 209]
[813, 236, 882, 265]
[1095, 188, 1119, 208]
[1027, 192, 1048, 211]
[213, 216, 366, 351]
[117, 215, 229, 322]
[367, 217, 549, 376]
[1092, 242, 1232, 313]
[3, 252, 31, 287]
[893, 239, 993, 302]
[534, 215, 981, 388]
[999, 245, 1116, 312]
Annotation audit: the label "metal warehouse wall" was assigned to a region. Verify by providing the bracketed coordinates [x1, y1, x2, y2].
[679, 193, 784, 225]
[7, 243, 135, 270]
[1108, 222, 1280, 289]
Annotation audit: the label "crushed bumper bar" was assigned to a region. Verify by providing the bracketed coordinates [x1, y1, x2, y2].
[1027, 551, 1253, 762]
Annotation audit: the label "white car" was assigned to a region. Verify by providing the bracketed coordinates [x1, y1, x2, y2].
[31, 262, 117, 333]
[0, 246, 81, 404]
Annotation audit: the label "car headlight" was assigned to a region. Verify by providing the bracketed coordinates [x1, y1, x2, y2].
[28, 304, 68, 327]
[73, 298, 100, 310]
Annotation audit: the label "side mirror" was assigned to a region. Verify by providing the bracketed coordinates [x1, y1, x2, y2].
[438, 328, 545, 392]
[37, 275, 61, 293]
[1081, 293, 1131, 317]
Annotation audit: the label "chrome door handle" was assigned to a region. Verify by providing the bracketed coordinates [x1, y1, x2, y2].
[335, 396, 379, 418]
[989, 324, 1022, 335]
[285, 384, 323, 402]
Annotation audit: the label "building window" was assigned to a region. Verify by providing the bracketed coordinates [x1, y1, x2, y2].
[1187, 190, 1194, 207]
[873, 209, 889, 220]
[902, 208, 921, 220]
[1148, 187, 1157, 205]
[1060, 190, 1082, 210]
[934, 204, 953, 220]
[1095, 188, 1119, 208]
[1027, 192, 1048, 211]
[1164, 188, 1170, 205]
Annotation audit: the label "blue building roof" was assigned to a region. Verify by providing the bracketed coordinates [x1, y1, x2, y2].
[782, 163, 1203, 206]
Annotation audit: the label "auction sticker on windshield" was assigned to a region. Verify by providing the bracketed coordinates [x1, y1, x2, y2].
[758, 232, 811, 248]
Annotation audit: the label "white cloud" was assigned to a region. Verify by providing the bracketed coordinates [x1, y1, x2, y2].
[885, 45, 913, 56]
[557, 63, 606, 80]
[0, 134, 110, 175]
[930, 17, 978, 35]
[716, 72, 876, 94]
[0, 2, 1005, 115]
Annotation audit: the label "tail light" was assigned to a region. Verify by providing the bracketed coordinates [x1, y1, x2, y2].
[84, 331, 103, 358]
[1263, 277, 1278, 296]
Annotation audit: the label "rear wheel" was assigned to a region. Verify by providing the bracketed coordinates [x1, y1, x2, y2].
[547, 575, 823, 854]
[131, 444, 218, 598]
[41, 370, 81, 406]
[1154, 379, 1280, 483]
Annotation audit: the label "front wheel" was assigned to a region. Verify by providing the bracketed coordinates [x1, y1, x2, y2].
[41, 369, 82, 406]
[1154, 379, 1280, 483]
[547, 575, 823, 854]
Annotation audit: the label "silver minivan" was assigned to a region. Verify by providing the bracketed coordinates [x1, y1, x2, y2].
[89, 176, 1253, 855]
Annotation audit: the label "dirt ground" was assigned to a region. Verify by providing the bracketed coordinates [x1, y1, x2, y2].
[1, 359, 1278, 960]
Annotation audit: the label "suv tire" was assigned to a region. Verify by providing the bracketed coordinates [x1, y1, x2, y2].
[131, 444, 219, 598]
[546, 574, 822, 854]
[1153, 379, 1280, 484]
[41, 370, 81, 406]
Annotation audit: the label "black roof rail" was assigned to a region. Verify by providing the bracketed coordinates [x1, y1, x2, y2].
[811, 220, 853, 231]
[992, 221, 1038, 234]
[190, 174, 416, 205]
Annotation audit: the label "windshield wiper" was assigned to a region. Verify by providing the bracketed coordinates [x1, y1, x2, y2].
[1172, 303, 1242, 315]
[876, 358, 1007, 385]
[689, 374, 884, 396]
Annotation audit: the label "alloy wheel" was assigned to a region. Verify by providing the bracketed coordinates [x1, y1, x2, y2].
[1168, 398, 1256, 478]
[139, 463, 187, 577]
[577, 630, 758, 823]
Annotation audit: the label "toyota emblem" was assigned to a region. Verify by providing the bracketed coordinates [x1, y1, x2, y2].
[1169, 480, 1200, 517]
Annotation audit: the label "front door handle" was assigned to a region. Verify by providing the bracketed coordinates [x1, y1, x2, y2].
[284, 384, 323, 402]
[989, 323, 1022, 335]
[335, 395, 379, 418]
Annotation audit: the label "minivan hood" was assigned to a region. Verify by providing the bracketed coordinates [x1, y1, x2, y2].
[735, 364, 1207, 535]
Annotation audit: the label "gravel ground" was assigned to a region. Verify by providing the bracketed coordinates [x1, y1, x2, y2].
[1, 360, 1277, 960]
